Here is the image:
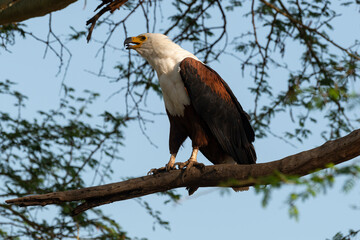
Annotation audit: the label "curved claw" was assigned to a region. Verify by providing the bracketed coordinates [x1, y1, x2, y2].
[148, 155, 177, 175]
[147, 167, 166, 175]
[165, 163, 176, 171]
[174, 161, 187, 169]
[174, 159, 205, 170]
[175, 159, 205, 184]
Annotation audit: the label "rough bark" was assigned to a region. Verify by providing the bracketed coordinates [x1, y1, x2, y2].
[5, 129, 360, 215]
[0, 0, 78, 25]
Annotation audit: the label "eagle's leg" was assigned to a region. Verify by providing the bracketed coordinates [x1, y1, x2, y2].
[166, 153, 177, 171]
[175, 147, 204, 170]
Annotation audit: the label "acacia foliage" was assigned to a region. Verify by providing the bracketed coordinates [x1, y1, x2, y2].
[0, 80, 133, 239]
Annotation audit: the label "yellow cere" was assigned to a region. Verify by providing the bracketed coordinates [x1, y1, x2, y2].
[125, 35, 147, 49]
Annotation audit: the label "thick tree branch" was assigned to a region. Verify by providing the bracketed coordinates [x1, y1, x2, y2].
[6, 129, 360, 215]
[0, 0, 78, 25]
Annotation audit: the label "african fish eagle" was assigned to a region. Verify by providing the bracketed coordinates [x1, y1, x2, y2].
[124, 33, 256, 191]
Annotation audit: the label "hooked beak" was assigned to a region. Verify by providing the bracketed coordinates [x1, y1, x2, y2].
[124, 37, 141, 50]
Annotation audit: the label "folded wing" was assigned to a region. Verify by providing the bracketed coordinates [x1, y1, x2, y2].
[179, 57, 256, 164]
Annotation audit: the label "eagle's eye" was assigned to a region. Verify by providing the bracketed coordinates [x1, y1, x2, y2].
[140, 36, 147, 41]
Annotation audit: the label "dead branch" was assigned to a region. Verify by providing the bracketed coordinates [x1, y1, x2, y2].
[6, 129, 360, 215]
[86, 0, 129, 42]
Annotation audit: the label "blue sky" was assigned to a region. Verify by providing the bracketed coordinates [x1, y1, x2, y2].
[1, 1, 359, 239]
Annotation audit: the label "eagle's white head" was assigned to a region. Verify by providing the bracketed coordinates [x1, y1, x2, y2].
[124, 33, 173, 57]
[124, 33, 198, 76]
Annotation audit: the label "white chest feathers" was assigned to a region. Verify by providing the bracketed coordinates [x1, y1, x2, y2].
[159, 64, 190, 117]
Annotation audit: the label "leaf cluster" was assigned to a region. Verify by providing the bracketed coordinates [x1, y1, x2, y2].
[0, 23, 26, 51]
[254, 163, 360, 220]
[328, 229, 360, 240]
[0, 80, 132, 239]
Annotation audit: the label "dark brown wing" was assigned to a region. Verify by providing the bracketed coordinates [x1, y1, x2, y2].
[179, 57, 256, 164]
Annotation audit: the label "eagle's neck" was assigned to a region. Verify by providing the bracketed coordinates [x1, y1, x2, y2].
[145, 47, 197, 77]
[149, 57, 179, 77]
